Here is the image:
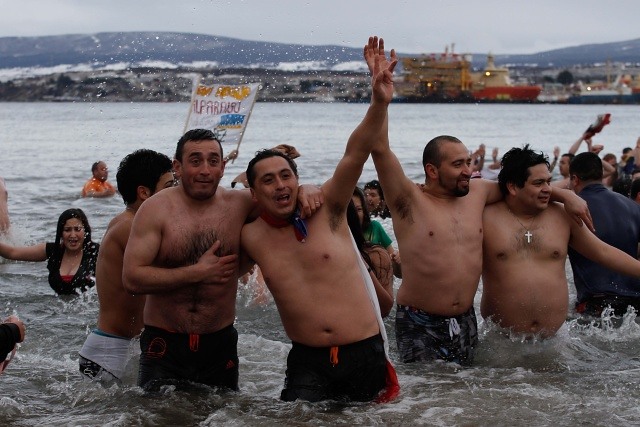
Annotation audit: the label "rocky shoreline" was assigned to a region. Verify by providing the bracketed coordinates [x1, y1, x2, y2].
[0, 63, 636, 103]
[0, 67, 371, 103]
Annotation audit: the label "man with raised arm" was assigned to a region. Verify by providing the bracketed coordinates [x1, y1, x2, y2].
[365, 52, 593, 366]
[240, 36, 398, 403]
[79, 149, 174, 383]
[122, 129, 321, 392]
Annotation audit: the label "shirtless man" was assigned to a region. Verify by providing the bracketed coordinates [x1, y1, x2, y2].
[365, 53, 592, 366]
[79, 149, 173, 383]
[481, 145, 640, 338]
[240, 36, 398, 403]
[122, 128, 321, 392]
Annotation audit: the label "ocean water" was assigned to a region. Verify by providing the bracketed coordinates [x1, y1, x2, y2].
[1, 102, 640, 426]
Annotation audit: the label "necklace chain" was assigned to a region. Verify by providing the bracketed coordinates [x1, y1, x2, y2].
[508, 208, 538, 244]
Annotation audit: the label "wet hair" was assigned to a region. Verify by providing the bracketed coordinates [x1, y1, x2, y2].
[613, 177, 632, 197]
[91, 161, 102, 173]
[54, 208, 93, 249]
[116, 149, 173, 206]
[246, 149, 299, 188]
[569, 152, 603, 181]
[175, 128, 223, 163]
[630, 178, 640, 200]
[364, 180, 385, 201]
[498, 144, 549, 195]
[347, 200, 372, 267]
[352, 187, 372, 231]
[422, 135, 462, 168]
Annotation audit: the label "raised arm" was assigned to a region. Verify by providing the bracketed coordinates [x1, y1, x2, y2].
[322, 36, 397, 209]
[367, 42, 419, 212]
[568, 132, 590, 155]
[549, 146, 560, 172]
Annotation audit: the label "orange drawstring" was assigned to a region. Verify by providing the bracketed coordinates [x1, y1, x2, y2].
[189, 334, 200, 352]
[329, 346, 339, 366]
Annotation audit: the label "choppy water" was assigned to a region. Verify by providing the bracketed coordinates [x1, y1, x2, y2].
[1, 102, 639, 426]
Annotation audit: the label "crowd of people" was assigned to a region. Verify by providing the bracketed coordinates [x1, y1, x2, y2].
[2, 35, 640, 406]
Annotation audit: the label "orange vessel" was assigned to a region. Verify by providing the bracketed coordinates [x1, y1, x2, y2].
[395, 45, 541, 103]
[470, 54, 541, 102]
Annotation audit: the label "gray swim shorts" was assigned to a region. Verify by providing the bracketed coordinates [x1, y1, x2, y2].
[395, 304, 478, 366]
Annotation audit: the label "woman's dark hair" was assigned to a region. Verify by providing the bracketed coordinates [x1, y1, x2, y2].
[364, 179, 391, 219]
[352, 187, 372, 231]
[54, 208, 93, 249]
[364, 179, 384, 201]
[347, 200, 372, 267]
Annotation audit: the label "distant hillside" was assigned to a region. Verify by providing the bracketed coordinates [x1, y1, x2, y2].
[1, 32, 639, 71]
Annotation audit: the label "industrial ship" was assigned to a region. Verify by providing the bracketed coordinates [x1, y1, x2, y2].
[395, 45, 541, 103]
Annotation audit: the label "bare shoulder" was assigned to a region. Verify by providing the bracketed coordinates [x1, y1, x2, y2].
[222, 187, 258, 220]
[104, 211, 135, 246]
[470, 178, 502, 204]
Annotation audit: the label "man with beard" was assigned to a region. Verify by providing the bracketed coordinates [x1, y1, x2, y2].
[365, 52, 593, 366]
[122, 129, 321, 392]
[373, 135, 593, 365]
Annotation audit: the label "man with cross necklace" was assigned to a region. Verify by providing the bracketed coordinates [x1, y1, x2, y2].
[481, 144, 640, 338]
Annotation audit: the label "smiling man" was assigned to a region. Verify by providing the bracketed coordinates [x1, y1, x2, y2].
[122, 128, 321, 393]
[481, 145, 640, 338]
[240, 36, 398, 403]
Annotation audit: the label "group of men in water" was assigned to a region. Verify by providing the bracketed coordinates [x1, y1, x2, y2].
[4, 35, 640, 404]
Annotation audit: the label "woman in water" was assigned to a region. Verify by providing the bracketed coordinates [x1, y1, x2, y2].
[347, 197, 394, 317]
[363, 179, 391, 219]
[0, 208, 99, 295]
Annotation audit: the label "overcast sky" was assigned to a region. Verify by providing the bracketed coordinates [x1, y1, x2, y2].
[2, 0, 638, 55]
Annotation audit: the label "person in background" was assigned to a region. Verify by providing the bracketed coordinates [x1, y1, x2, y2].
[568, 152, 640, 318]
[481, 145, 640, 338]
[82, 160, 116, 198]
[0, 315, 25, 375]
[548, 146, 560, 173]
[364, 179, 391, 218]
[551, 152, 575, 189]
[353, 186, 401, 278]
[601, 153, 618, 187]
[0, 208, 99, 295]
[347, 199, 394, 317]
[352, 187, 394, 256]
[0, 177, 9, 235]
[470, 144, 486, 178]
[612, 177, 632, 197]
[481, 147, 502, 181]
[630, 178, 640, 204]
[79, 149, 174, 384]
